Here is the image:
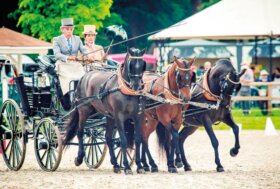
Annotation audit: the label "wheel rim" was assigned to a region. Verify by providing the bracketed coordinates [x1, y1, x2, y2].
[84, 126, 107, 169]
[34, 118, 62, 171]
[0, 99, 26, 171]
[113, 130, 135, 169]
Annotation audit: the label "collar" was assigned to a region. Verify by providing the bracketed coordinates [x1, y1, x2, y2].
[163, 64, 183, 102]
[117, 64, 141, 96]
[203, 68, 220, 101]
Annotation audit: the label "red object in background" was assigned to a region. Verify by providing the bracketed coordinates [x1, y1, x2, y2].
[8, 77, 15, 85]
[108, 53, 157, 64]
[0, 141, 6, 154]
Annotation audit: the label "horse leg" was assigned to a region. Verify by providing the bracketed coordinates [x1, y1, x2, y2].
[167, 126, 179, 173]
[116, 117, 132, 175]
[141, 118, 158, 172]
[202, 117, 224, 172]
[177, 126, 198, 171]
[75, 108, 90, 166]
[223, 113, 240, 157]
[106, 117, 120, 173]
[133, 115, 145, 174]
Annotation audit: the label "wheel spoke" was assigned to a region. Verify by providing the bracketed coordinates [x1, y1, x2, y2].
[40, 150, 47, 162]
[4, 139, 12, 153]
[15, 138, 22, 157]
[14, 138, 20, 166]
[127, 150, 133, 162]
[94, 139, 99, 163]
[51, 149, 57, 163]
[49, 150, 54, 169]
[0, 124, 12, 133]
[45, 151, 50, 169]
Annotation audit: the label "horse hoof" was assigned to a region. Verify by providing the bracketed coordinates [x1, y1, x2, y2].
[137, 168, 146, 174]
[151, 167, 159, 173]
[74, 157, 83, 166]
[168, 167, 178, 173]
[217, 167, 225, 172]
[124, 169, 133, 175]
[175, 161, 183, 168]
[230, 148, 238, 157]
[184, 166, 192, 172]
[143, 166, 150, 172]
[113, 166, 121, 173]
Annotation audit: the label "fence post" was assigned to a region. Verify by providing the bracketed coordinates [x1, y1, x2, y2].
[267, 83, 272, 114]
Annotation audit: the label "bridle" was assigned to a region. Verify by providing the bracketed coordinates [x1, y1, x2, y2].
[220, 72, 241, 98]
[127, 55, 145, 79]
[175, 60, 192, 89]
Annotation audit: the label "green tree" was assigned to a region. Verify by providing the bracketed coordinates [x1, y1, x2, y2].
[10, 0, 123, 42]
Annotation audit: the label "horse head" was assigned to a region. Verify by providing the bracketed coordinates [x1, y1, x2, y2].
[172, 57, 195, 101]
[123, 48, 146, 90]
[211, 59, 246, 99]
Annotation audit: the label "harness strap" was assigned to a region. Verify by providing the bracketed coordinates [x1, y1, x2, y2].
[117, 64, 141, 96]
[149, 79, 157, 94]
[163, 64, 183, 102]
[203, 69, 220, 102]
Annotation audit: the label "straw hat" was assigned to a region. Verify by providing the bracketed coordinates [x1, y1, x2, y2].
[260, 70, 269, 76]
[82, 25, 98, 35]
[60, 18, 74, 28]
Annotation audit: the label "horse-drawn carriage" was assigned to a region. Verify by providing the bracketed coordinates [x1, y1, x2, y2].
[1, 45, 245, 174]
[0, 55, 136, 172]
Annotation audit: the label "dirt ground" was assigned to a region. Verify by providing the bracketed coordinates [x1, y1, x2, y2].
[1, 130, 280, 189]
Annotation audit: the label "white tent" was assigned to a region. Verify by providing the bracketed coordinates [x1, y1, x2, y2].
[149, 0, 280, 40]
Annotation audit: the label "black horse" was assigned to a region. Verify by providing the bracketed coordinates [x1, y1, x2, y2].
[63, 48, 147, 174]
[171, 59, 246, 172]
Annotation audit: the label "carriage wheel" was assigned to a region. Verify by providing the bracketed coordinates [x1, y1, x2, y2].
[113, 129, 135, 168]
[34, 118, 62, 172]
[0, 99, 26, 171]
[83, 126, 107, 169]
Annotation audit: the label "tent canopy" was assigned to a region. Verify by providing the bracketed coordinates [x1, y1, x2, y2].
[0, 27, 52, 54]
[149, 0, 280, 40]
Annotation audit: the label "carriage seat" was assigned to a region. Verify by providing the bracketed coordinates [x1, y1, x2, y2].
[37, 55, 56, 76]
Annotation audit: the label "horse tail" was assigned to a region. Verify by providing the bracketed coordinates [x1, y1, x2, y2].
[125, 120, 135, 149]
[63, 108, 79, 148]
[156, 122, 170, 151]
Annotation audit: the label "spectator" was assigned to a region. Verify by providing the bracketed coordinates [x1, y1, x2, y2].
[271, 67, 280, 81]
[239, 61, 254, 115]
[256, 69, 271, 115]
[204, 61, 212, 73]
[196, 65, 204, 78]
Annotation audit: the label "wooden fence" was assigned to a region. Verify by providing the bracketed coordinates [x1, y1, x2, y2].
[232, 82, 280, 113]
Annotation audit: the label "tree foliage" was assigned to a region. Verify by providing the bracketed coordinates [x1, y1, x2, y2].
[10, 0, 124, 42]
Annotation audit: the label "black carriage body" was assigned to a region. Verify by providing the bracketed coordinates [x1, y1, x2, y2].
[14, 73, 52, 116]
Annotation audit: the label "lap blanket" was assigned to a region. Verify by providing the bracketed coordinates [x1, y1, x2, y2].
[55, 61, 85, 95]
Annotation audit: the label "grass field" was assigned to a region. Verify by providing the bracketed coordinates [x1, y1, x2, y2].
[212, 108, 280, 130]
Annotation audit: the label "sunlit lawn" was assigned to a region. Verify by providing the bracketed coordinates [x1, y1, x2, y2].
[212, 108, 280, 130]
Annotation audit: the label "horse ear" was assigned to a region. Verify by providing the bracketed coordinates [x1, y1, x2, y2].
[128, 48, 134, 56]
[173, 56, 178, 63]
[188, 57, 196, 66]
[237, 68, 246, 78]
[140, 48, 146, 56]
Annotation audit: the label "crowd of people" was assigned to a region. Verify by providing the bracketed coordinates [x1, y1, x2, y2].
[238, 61, 280, 115]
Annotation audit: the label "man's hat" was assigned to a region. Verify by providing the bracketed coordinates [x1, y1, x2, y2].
[61, 18, 74, 28]
[82, 25, 98, 35]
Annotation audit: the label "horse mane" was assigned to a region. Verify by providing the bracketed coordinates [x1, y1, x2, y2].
[211, 59, 237, 79]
